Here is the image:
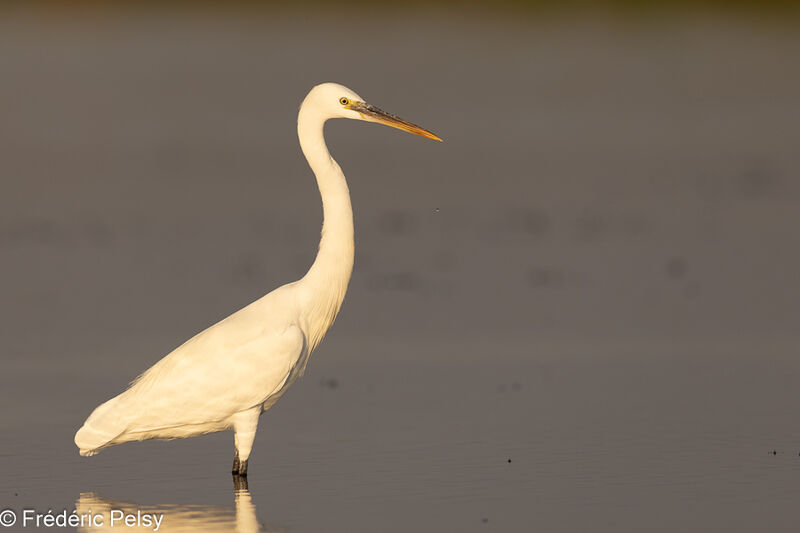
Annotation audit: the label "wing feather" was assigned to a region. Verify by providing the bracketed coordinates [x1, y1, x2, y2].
[76, 295, 307, 452]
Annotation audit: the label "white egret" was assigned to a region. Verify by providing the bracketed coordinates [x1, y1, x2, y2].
[74, 82, 441, 475]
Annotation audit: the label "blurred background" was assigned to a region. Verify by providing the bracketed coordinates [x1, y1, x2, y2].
[1, 2, 799, 532]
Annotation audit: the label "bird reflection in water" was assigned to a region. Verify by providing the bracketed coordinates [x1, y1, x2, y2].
[76, 476, 284, 532]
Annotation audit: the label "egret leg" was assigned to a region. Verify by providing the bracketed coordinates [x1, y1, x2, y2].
[232, 408, 260, 476]
[232, 450, 240, 475]
[232, 473, 249, 491]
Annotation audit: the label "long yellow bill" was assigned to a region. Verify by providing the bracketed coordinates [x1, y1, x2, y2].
[352, 102, 442, 142]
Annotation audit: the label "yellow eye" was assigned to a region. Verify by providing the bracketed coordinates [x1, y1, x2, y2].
[339, 97, 350, 106]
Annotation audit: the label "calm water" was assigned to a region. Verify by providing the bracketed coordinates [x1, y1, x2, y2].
[1, 7, 799, 532]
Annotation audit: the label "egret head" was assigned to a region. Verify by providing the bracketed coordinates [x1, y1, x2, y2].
[303, 82, 441, 141]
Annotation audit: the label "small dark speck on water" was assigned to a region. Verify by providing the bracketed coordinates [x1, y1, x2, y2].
[771, 450, 777, 455]
[508, 458, 512, 463]
[666, 257, 687, 280]
[319, 378, 338, 389]
[482, 518, 489, 523]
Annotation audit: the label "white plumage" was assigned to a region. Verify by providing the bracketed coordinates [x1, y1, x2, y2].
[74, 82, 440, 475]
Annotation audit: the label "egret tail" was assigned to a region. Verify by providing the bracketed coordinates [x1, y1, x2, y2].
[74, 396, 127, 456]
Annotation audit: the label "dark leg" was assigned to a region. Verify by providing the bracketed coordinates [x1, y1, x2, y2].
[232, 451, 240, 475]
[238, 459, 248, 477]
[232, 473, 249, 491]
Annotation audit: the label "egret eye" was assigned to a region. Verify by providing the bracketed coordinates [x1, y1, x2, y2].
[339, 97, 350, 106]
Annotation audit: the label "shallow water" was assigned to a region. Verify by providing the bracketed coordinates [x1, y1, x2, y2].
[6, 343, 800, 531]
[1, 7, 800, 532]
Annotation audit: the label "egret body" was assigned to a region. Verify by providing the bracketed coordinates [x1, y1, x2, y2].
[74, 83, 440, 475]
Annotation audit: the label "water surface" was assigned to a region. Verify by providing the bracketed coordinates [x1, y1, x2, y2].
[1, 8, 799, 532]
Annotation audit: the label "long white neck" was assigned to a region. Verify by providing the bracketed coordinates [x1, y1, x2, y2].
[297, 104, 355, 351]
